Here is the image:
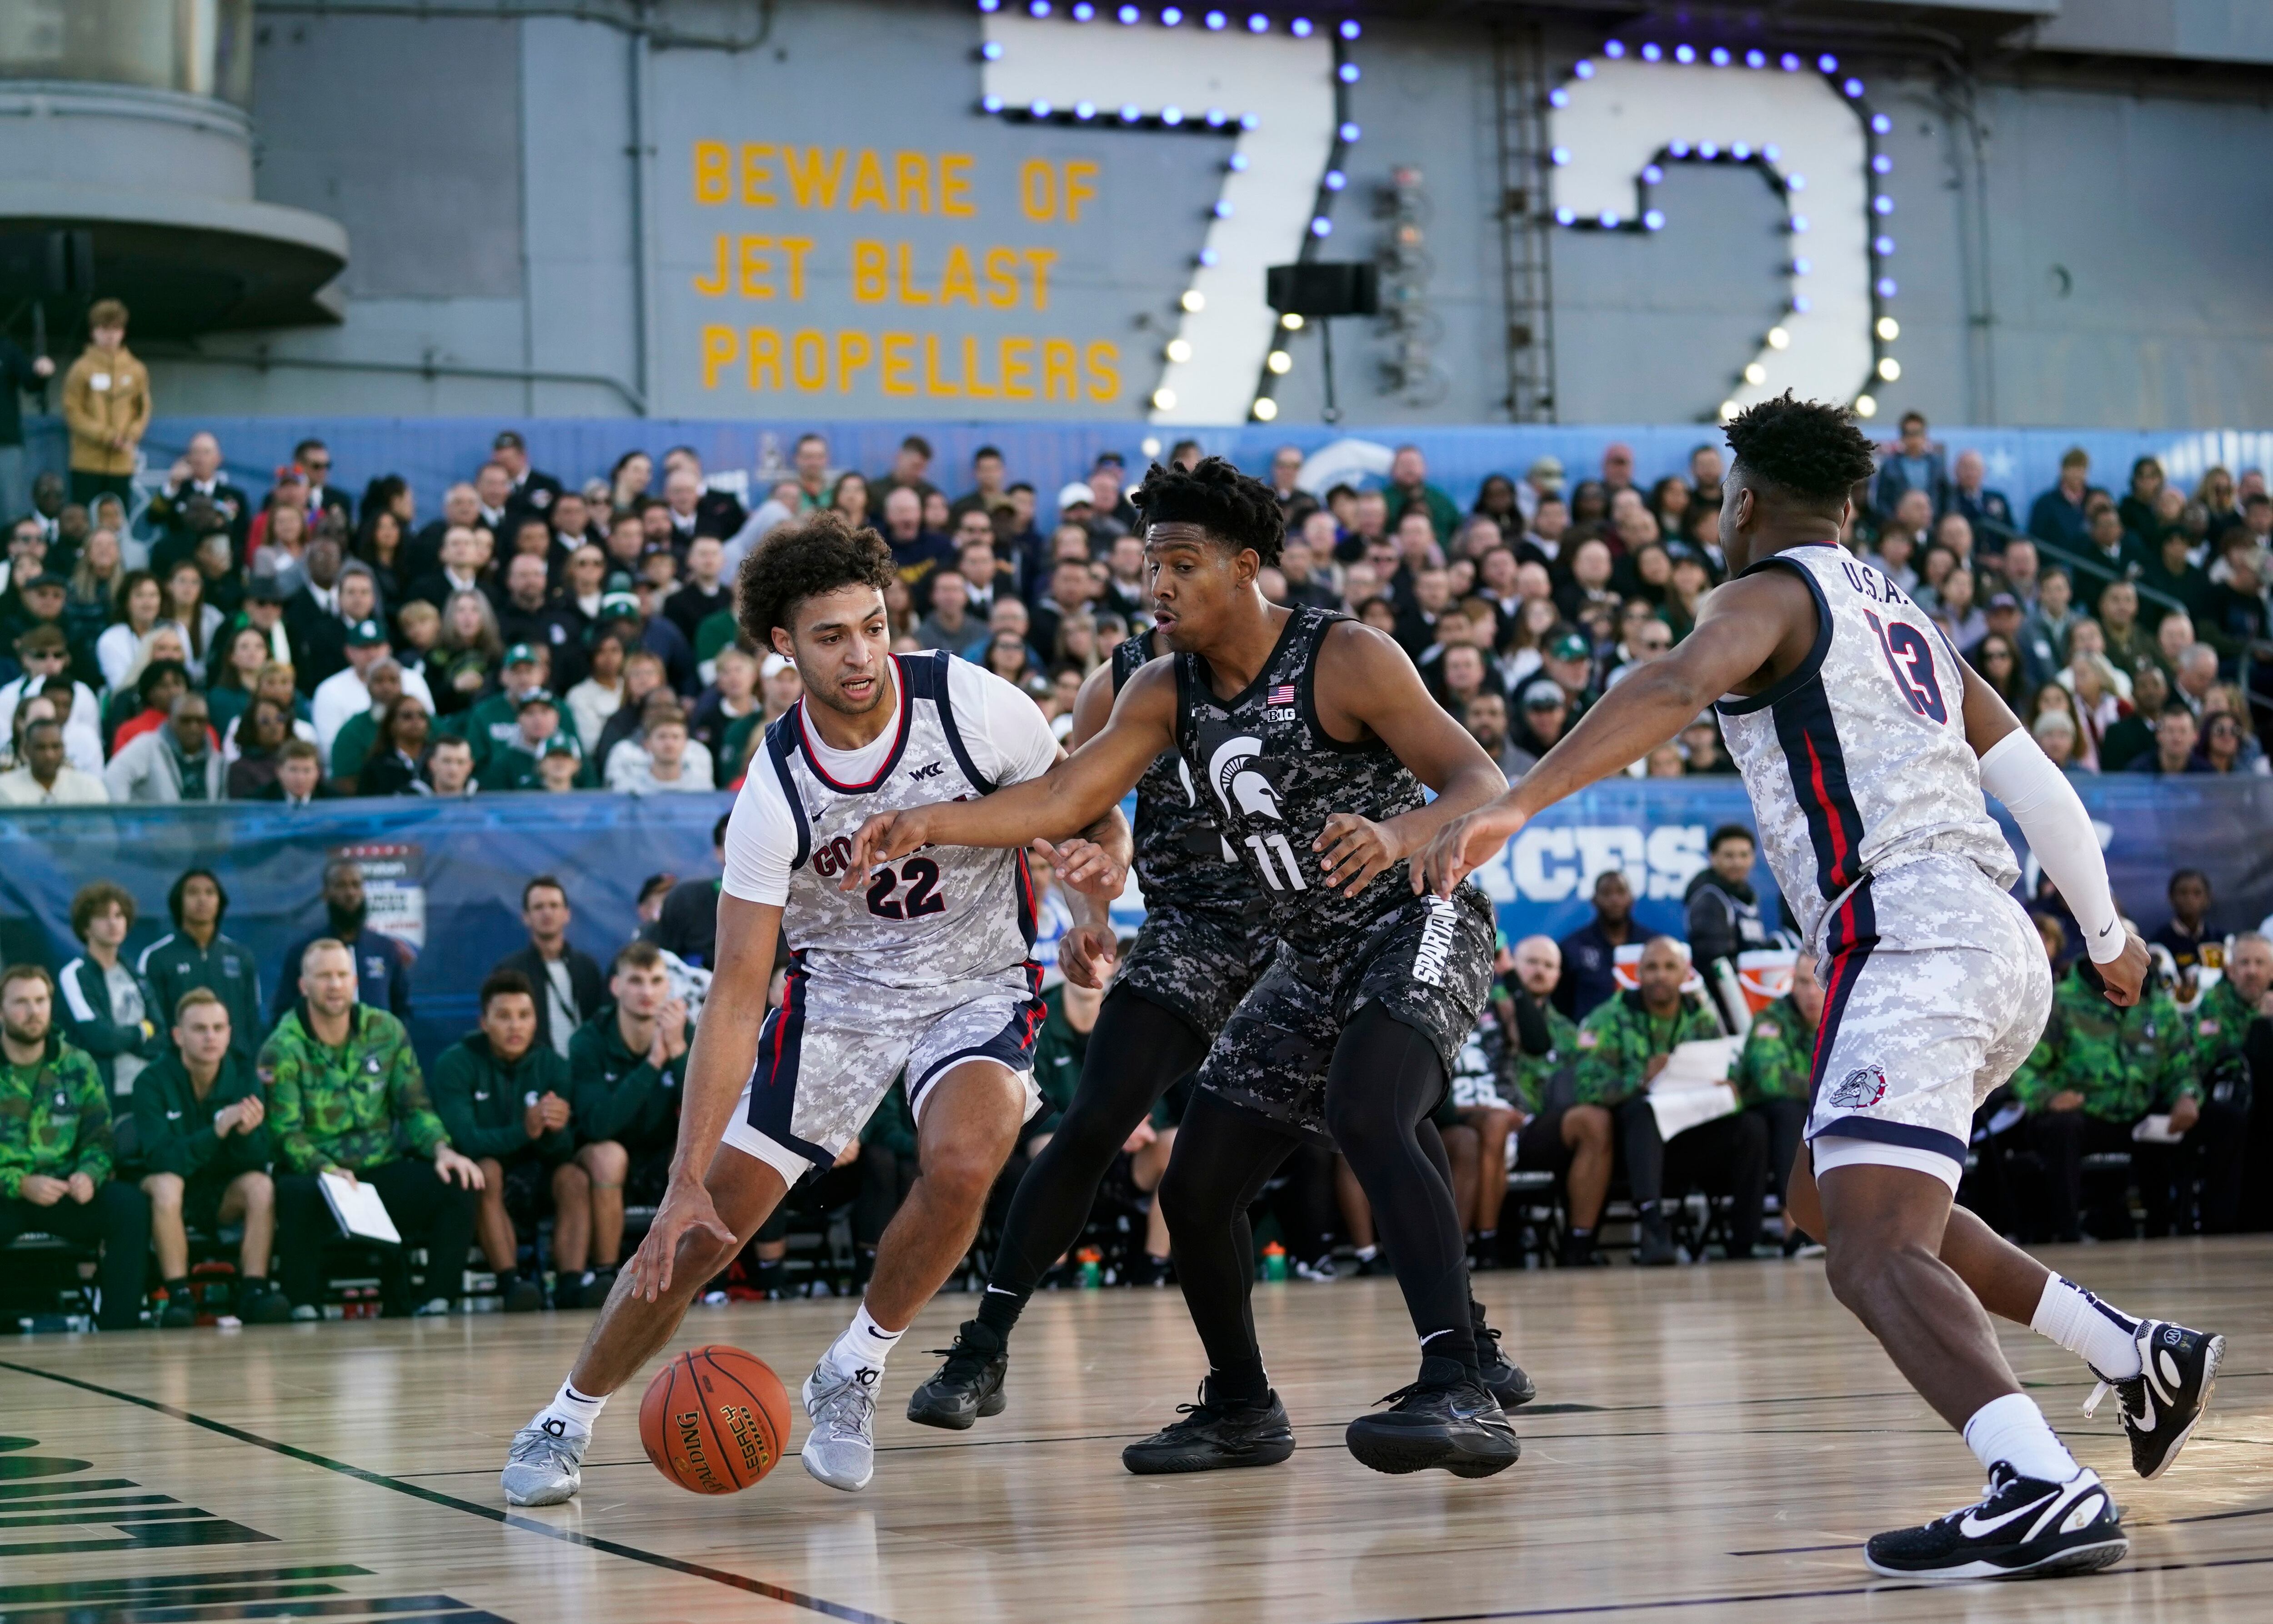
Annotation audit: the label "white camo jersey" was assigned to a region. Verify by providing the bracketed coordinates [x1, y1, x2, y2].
[721, 651, 1057, 989]
[1713, 542, 2019, 955]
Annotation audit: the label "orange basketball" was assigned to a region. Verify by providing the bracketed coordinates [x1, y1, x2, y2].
[639, 1343, 791, 1494]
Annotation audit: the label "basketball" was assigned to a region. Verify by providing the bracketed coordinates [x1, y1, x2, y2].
[639, 1345, 791, 1494]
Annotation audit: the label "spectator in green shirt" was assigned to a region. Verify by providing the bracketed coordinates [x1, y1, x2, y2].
[430, 969, 587, 1312]
[1497, 935, 1614, 1266]
[0, 964, 149, 1328]
[1731, 954, 1822, 1216]
[137, 867, 263, 1063]
[1386, 444, 1460, 545]
[262, 938, 483, 1317]
[2137, 930, 2268, 1236]
[1571, 936, 1769, 1265]
[134, 987, 288, 1324]
[569, 940, 691, 1285]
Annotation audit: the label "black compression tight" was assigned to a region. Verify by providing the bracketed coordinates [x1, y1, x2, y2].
[985, 987, 1210, 1307]
[1162, 1003, 1477, 1392]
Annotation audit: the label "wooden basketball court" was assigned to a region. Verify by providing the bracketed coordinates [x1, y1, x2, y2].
[3, 1237, 2266, 1624]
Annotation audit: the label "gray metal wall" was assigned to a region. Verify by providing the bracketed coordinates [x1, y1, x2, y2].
[143, 0, 2273, 429]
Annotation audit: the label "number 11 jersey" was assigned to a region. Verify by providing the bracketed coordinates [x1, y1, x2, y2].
[1714, 542, 2019, 954]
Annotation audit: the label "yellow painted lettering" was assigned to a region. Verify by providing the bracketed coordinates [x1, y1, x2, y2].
[880, 333, 917, 396]
[923, 334, 961, 397]
[848, 148, 892, 212]
[939, 154, 975, 216]
[1064, 160, 1099, 223]
[1042, 339, 1077, 401]
[851, 241, 889, 302]
[896, 242, 932, 305]
[1020, 247, 1059, 312]
[894, 152, 931, 215]
[1019, 159, 1056, 221]
[746, 328, 782, 391]
[739, 143, 777, 206]
[700, 324, 738, 387]
[836, 330, 874, 393]
[983, 248, 1020, 308]
[1084, 340, 1120, 401]
[961, 335, 998, 398]
[938, 245, 979, 306]
[783, 147, 846, 209]
[692, 234, 729, 296]
[694, 141, 730, 205]
[737, 236, 775, 298]
[780, 237, 813, 300]
[791, 329, 826, 391]
[1001, 336, 1036, 399]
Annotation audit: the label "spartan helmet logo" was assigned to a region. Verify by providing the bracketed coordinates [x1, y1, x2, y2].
[1207, 734, 1282, 821]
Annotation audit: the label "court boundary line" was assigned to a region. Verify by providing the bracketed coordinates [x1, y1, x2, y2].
[0, 1360, 906, 1624]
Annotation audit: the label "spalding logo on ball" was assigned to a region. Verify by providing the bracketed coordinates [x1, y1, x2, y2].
[639, 1344, 791, 1494]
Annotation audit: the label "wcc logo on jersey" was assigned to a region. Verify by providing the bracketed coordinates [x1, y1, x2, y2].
[1828, 1063, 1889, 1110]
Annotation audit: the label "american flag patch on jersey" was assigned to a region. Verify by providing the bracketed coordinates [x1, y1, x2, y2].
[1267, 683, 1296, 704]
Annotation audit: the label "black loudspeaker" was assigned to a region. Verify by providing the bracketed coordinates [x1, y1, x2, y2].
[1266, 261, 1378, 318]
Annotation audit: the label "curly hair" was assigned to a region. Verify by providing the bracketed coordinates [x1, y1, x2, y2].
[1723, 391, 1877, 506]
[736, 507, 897, 644]
[1129, 455, 1285, 567]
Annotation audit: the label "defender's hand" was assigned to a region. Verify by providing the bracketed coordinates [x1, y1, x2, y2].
[624, 1176, 735, 1302]
[1057, 922, 1119, 989]
[841, 807, 934, 892]
[1417, 803, 1527, 897]
[1315, 813, 1400, 898]
[2092, 927, 2150, 1008]
[1037, 837, 1126, 899]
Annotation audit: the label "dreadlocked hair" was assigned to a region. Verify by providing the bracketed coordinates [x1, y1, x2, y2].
[1723, 391, 1878, 506]
[1129, 455, 1285, 567]
[736, 507, 897, 643]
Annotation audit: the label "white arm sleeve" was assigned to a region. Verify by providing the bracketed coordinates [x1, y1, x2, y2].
[718, 760, 801, 906]
[948, 658, 1065, 788]
[1977, 729, 2124, 963]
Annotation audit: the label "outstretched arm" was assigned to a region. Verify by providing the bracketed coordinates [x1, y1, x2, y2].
[1311, 622, 1510, 896]
[844, 661, 1174, 883]
[1416, 568, 1814, 895]
[1959, 655, 2146, 1005]
[1043, 660, 1136, 987]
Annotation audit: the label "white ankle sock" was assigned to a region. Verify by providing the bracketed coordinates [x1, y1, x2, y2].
[1963, 1392, 2080, 1484]
[831, 1303, 903, 1376]
[2031, 1275, 2144, 1379]
[540, 1378, 609, 1438]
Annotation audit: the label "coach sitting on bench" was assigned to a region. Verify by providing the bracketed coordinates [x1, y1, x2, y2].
[431, 970, 587, 1312]
[265, 939, 483, 1318]
[134, 988, 290, 1324]
[0, 964, 150, 1330]
[1570, 936, 1768, 1266]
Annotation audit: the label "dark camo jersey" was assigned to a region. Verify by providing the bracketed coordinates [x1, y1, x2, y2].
[1108, 632, 1276, 1038]
[1178, 607, 1495, 1136]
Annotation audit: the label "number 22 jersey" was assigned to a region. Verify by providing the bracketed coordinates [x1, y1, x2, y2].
[1714, 543, 2019, 953]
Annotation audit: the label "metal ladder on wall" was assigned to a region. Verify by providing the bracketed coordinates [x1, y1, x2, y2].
[1494, 20, 1557, 423]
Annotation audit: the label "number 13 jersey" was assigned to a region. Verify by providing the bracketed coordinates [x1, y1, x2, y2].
[722, 650, 1060, 991]
[1714, 543, 2018, 953]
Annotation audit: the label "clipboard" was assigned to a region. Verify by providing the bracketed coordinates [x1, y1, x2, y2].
[320, 1169, 403, 1244]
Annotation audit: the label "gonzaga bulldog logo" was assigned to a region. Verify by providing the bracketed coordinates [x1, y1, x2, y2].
[1828, 1064, 1888, 1110]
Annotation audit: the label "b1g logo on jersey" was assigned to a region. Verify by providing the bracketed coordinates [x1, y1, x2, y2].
[1827, 1063, 1888, 1110]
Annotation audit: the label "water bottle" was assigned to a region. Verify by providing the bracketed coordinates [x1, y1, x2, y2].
[1260, 1241, 1288, 1282]
[1076, 1247, 1102, 1289]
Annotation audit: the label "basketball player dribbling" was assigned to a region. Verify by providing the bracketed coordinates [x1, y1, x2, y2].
[1421, 395, 2223, 1579]
[498, 511, 1127, 1504]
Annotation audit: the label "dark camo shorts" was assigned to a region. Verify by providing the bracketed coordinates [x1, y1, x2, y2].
[1197, 887, 1495, 1144]
[1115, 901, 1279, 1044]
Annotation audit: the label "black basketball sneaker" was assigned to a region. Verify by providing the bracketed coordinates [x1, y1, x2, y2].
[905, 1320, 1008, 1431]
[1122, 1387, 1297, 1475]
[1864, 1462, 2127, 1580]
[1345, 1357, 1520, 1479]
[2081, 1318, 2224, 1480]
[1472, 1303, 1537, 1410]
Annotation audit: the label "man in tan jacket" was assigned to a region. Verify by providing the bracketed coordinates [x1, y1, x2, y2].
[61, 299, 150, 503]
